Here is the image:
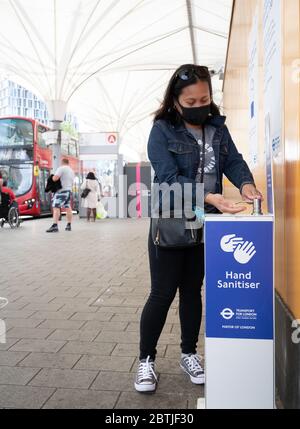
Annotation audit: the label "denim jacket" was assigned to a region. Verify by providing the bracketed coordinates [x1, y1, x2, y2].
[147, 116, 255, 213]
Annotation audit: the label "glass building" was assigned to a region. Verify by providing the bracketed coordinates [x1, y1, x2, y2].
[0, 79, 78, 130]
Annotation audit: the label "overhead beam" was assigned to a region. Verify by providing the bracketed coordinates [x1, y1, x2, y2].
[186, 0, 197, 64]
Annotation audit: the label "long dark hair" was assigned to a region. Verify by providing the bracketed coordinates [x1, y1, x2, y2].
[86, 172, 96, 180]
[154, 64, 220, 124]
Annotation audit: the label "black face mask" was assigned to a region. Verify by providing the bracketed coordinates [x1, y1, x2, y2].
[177, 101, 211, 126]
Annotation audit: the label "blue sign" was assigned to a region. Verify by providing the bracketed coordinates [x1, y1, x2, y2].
[205, 220, 273, 340]
[251, 101, 255, 119]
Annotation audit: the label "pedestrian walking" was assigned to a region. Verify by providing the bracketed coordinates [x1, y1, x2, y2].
[46, 158, 75, 233]
[80, 172, 101, 222]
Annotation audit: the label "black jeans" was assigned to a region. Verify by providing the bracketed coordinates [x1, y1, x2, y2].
[139, 230, 204, 361]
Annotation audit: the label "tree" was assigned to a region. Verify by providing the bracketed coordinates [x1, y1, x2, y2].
[60, 121, 78, 138]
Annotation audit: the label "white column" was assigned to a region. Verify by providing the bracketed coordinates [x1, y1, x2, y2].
[46, 100, 68, 170]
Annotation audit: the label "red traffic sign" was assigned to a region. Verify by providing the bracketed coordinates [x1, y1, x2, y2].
[107, 134, 117, 144]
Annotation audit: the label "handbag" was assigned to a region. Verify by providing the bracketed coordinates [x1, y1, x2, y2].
[151, 212, 203, 249]
[81, 188, 90, 198]
[80, 180, 91, 199]
[151, 127, 206, 249]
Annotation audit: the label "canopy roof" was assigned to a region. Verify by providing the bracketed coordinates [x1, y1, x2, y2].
[0, 0, 232, 160]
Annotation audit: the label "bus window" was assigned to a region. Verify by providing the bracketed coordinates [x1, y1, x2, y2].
[61, 139, 69, 155]
[69, 140, 78, 157]
[38, 126, 48, 148]
[0, 147, 32, 162]
[38, 168, 51, 212]
[0, 163, 33, 196]
[0, 118, 33, 146]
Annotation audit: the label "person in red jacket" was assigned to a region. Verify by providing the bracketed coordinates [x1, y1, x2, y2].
[1, 180, 16, 204]
[0, 172, 2, 205]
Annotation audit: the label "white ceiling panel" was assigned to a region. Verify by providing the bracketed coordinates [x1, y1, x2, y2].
[0, 0, 233, 160]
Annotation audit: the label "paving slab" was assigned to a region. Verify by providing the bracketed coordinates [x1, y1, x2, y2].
[0, 217, 204, 409]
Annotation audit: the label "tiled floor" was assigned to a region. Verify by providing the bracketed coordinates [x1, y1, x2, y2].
[0, 217, 204, 409]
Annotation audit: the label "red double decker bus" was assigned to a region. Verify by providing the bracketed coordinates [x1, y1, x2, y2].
[0, 116, 80, 216]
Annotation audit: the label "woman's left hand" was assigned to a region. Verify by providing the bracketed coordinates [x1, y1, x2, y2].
[241, 184, 264, 202]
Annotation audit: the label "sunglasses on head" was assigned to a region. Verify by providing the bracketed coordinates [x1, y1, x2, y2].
[176, 66, 210, 82]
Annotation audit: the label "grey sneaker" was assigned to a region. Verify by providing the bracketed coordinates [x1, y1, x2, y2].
[180, 354, 205, 384]
[134, 356, 157, 393]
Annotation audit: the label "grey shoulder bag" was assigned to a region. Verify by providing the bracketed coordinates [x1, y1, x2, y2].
[151, 127, 205, 249]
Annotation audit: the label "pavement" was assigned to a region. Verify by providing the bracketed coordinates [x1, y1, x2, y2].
[0, 216, 205, 409]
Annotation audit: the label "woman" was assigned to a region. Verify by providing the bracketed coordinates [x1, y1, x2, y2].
[81, 172, 101, 222]
[134, 64, 263, 393]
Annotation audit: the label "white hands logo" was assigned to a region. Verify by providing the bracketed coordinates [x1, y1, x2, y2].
[220, 235, 256, 264]
[220, 234, 244, 252]
[234, 241, 256, 264]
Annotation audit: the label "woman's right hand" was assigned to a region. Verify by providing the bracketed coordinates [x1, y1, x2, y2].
[205, 193, 246, 214]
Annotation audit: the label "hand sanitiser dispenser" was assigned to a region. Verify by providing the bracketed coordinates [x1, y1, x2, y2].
[199, 207, 274, 409]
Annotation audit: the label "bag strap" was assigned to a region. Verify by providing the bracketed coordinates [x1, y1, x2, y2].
[199, 126, 206, 184]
